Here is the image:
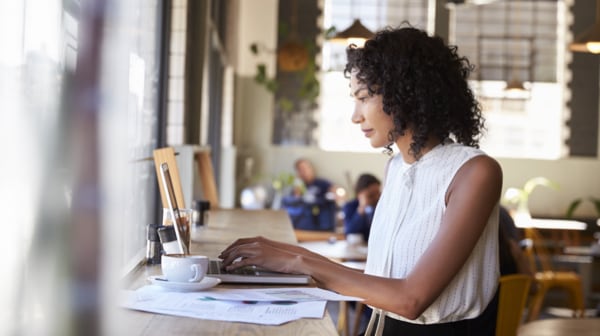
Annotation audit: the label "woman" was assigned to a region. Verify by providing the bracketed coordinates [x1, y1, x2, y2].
[343, 173, 381, 243]
[220, 25, 502, 335]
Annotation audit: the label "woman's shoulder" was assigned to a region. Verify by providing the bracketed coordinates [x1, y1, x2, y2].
[461, 153, 502, 177]
[434, 143, 496, 170]
[451, 154, 503, 196]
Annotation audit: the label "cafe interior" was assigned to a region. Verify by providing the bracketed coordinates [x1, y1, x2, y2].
[2, 0, 600, 335]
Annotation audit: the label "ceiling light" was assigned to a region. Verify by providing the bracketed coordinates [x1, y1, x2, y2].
[329, 19, 374, 47]
[570, 0, 600, 54]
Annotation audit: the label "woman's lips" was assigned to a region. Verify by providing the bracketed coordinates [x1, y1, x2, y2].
[362, 128, 373, 137]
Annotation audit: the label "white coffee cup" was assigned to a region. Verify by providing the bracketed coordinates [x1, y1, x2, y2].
[161, 254, 209, 283]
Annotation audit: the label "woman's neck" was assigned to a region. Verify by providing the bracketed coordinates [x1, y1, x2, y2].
[395, 131, 442, 164]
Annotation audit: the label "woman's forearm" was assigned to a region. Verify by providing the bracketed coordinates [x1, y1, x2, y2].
[296, 255, 425, 320]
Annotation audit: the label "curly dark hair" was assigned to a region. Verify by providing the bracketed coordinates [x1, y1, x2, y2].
[344, 25, 485, 159]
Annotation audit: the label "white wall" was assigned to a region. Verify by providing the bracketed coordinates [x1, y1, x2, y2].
[232, 0, 278, 77]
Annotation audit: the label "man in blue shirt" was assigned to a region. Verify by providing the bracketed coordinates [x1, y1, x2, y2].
[282, 158, 337, 231]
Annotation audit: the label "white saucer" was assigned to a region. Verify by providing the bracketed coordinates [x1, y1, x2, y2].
[147, 275, 221, 292]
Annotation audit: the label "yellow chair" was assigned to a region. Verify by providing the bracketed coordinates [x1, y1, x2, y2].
[523, 227, 585, 321]
[496, 274, 532, 336]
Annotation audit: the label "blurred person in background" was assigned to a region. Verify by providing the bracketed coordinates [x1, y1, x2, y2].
[282, 158, 337, 231]
[498, 206, 532, 277]
[343, 173, 381, 243]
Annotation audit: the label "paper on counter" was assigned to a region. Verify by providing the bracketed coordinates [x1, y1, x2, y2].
[121, 286, 330, 325]
[194, 286, 363, 303]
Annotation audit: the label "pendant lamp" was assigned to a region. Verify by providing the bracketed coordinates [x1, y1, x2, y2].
[505, 79, 527, 92]
[504, 0, 529, 96]
[331, 0, 379, 47]
[329, 0, 374, 46]
[330, 18, 375, 46]
[570, 0, 600, 54]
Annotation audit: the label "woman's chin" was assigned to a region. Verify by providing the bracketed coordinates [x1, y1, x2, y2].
[369, 140, 385, 148]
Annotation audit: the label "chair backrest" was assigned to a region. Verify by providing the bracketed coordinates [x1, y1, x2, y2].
[154, 146, 220, 209]
[523, 227, 553, 272]
[194, 149, 219, 208]
[496, 274, 532, 336]
[153, 147, 186, 209]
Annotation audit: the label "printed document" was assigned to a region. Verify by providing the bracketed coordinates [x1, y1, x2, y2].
[121, 285, 362, 325]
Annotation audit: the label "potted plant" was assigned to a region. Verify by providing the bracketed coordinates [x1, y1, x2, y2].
[503, 176, 559, 226]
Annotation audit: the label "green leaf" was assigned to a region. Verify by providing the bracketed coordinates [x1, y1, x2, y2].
[254, 64, 278, 93]
[522, 176, 559, 196]
[278, 98, 293, 112]
[565, 199, 582, 218]
[250, 43, 259, 55]
[254, 64, 267, 82]
[265, 79, 278, 93]
[590, 197, 600, 216]
[278, 22, 289, 38]
[324, 26, 337, 39]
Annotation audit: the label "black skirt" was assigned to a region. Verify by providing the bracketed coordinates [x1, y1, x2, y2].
[365, 290, 499, 336]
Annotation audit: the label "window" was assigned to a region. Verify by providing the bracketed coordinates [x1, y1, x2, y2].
[117, 0, 166, 271]
[2, 0, 167, 332]
[318, 1, 568, 160]
[449, 1, 566, 159]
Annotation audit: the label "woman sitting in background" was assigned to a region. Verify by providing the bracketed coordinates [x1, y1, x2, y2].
[343, 173, 381, 243]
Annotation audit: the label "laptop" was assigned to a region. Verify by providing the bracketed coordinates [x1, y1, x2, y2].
[207, 260, 311, 284]
[158, 160, 311, 285]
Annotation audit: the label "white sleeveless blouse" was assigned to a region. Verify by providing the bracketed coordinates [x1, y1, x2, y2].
[365, 142, 499, 324]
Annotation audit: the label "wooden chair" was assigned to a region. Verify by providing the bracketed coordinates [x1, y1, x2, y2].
[194, 148, 219, 208]
[523, 227, 585, 321]
[153, 147, 187, 209]
[154, 146, 220, 210]
[496, 274, 532, 336]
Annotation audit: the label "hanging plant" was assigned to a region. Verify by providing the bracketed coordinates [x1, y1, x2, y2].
[250, 39, 319, 113]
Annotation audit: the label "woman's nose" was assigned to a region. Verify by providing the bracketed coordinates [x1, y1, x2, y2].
[351, 105, 362, 124]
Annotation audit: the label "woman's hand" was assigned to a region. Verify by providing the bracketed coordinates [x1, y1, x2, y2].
[218, 236, 328, 275]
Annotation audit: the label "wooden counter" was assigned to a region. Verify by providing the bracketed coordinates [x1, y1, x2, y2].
[119, 209, 338, 335]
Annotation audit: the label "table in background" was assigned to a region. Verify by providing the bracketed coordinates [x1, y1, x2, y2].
[561, 245, 600, 307]
[299, 240, 367, 262]
[518, 318, 600, 335]
[120, 209, 338, 336]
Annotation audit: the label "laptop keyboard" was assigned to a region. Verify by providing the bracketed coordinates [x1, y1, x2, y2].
[209, 260, 260, 275]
